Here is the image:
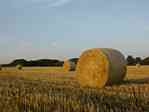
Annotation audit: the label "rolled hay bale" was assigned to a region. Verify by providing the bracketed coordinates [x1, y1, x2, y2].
[136, 63, 141, 68]
[16, 64, 23, 70]
[76, 48, 127, 88]
[63, 59, 76, 72]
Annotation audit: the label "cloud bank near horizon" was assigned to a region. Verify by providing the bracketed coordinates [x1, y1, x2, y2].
[13, 0, 73, 8]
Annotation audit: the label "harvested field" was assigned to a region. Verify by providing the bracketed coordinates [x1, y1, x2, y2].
[0, 66, 149, 111]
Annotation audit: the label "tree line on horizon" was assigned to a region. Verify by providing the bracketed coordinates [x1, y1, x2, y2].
[1, 58, 79, 67]
[126, 55, 149, 65]
[2, 59, 63, 67]
[1, 56, 149, 67]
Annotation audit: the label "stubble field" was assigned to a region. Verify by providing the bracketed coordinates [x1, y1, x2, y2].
[0, 66, 149, 112]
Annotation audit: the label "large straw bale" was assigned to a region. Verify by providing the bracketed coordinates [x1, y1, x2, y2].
[76, 48, 126, 88]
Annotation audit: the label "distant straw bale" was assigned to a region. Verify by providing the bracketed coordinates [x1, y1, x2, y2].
[16, 64, 23, 70]
[76, 48, 127, 88]
[136, 63, 141, 68]
[63, 59, 76, 72]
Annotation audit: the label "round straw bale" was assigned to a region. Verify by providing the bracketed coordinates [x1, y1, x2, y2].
[76, 48, 127, 88]
[63, 59, 76, 72]
[136, 63, 141, 68]
[16, 64, 23, 70]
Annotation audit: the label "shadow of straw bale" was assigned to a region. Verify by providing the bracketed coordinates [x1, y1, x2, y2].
[124, 77, 149, 84]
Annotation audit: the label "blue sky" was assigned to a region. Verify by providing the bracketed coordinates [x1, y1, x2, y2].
[0, 0, 149, 64]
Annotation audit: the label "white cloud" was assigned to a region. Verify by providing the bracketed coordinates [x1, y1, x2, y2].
[31, 0, 53, 2]
[13, 0, 73, 8]
[49, 0, 72, 7]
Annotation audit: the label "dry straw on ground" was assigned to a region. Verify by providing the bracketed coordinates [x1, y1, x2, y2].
[76, 48, 127, 88]
[63, 59, 76, 72]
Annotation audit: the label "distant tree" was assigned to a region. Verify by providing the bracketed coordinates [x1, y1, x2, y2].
[4, 59, 63, 67]
[10, 59, 27, 66]
[69, 58, 79, 64]
[126, 55, 136, 65]
[141, 57, 149, 65]
[135, 57, 142, 64]
[0, 65, 2, 71]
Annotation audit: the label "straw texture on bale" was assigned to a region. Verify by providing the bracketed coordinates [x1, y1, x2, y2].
[63, 59, 76, 72]
[76, 48, 127, 88]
